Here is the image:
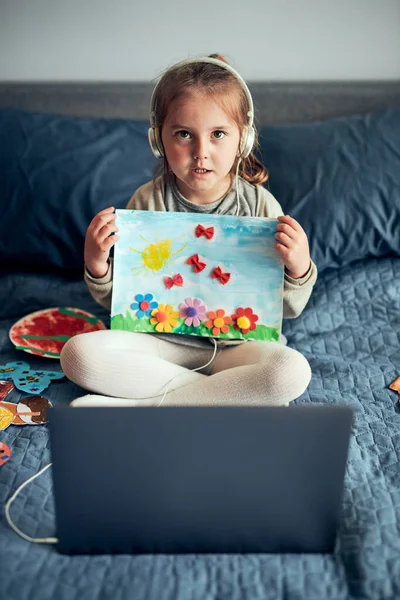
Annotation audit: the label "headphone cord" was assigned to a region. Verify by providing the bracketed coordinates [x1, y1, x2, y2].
[5, 339, 219, 544]
[7, 112, 242, 542]
[5, 463, 58, 544]
[157, 338, 218, 406]
[235, 158, 242, 217]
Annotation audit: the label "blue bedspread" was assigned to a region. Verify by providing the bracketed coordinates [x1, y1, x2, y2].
[1, 257, 400, 600]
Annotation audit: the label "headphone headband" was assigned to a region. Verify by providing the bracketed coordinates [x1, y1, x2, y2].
[148, 56, 255, 160]
[149, 56, 254, 130]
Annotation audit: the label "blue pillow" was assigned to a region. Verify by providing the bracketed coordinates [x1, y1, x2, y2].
[259, 109, 400, 271]
[2, 107, 399, 274]
[0, 108, 157, 271]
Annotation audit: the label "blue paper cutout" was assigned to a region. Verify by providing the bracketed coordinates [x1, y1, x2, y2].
[0, 361, 64, 394]
[131, 293, 158, 318]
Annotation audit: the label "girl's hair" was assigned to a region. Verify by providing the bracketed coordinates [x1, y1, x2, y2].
[152, 53, 269, 185]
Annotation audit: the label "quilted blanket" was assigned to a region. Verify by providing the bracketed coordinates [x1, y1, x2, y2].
[1, 257, 400, 600]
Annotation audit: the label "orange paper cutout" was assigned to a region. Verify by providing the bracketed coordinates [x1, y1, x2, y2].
[0, 396, 53, 430]
[389, 377, 400, 392]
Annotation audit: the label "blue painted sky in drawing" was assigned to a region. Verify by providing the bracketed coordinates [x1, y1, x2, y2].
[112, 210, 284, 329]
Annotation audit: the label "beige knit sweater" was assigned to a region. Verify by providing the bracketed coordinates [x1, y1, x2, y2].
[85, 175, 318, 348]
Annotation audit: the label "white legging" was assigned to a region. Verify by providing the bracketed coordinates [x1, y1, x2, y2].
[60, 330, 312, 407]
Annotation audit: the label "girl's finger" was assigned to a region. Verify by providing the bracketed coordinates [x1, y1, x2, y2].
[275, 223, 296, 239]
[274, 242, 290, 257]
[91, 213, 116, 236]
[98, 206, 115, 216]
[277, 215, 302, 232]
[275, 232, 293, 247]
[100, 235, 119, 252]
[98, 223, 119, 239]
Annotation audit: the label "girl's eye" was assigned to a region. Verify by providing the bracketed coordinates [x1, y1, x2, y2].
[176, 130, 192, 139]
[213, 130, 226, 139]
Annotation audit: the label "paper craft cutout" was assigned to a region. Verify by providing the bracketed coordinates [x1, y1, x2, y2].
[232, 307, 259, 334]
[0, 380, 14, 401]
[9, 307, 106, 359]
[0, 407, 14, 430]
[187, 254, 207, 273]
[196, 224, 214, 240]
[179, 298, 208, 327]
[205, 310, 232, 336]
[150, 304, 179, 333]
[0, 361, 64, 394]
[0, 396, 52, 430]
[389, 377, 400, 392]
[131, 294, 158, 317]
[0, 442, 11, 466]
[164, 274, 184, 289]
[111, 210, 284, 342]
[212, 266, 231, 285]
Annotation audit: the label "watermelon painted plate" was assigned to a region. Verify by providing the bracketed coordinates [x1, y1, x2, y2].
[9, 307, 107, 359]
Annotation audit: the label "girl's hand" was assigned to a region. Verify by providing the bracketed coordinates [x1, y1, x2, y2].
[84, 207, 119, 278]
[274, 215, 311, 279]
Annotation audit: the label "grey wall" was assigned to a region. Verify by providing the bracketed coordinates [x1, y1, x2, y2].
[1, 0, 399, 82]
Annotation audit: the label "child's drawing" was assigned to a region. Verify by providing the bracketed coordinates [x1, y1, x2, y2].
[111, 210, 284, 342]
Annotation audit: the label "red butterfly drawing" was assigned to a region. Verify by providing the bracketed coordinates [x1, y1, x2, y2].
[212, 266, 231, 285]
[164, 274, 184, 289]
[195, 224, 215, 240]
[187, 254, 207, 273]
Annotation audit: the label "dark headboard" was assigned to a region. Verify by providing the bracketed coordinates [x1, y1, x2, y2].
[1, 81, 400, 124]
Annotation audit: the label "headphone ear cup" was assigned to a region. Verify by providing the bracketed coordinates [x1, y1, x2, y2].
[148, 127, 164, 159]
[240, 125, 255, 158]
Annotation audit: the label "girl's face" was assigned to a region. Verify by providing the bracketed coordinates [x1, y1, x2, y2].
[161, 92, 241, 204]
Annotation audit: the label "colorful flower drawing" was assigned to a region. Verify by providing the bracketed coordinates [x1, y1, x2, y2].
[205, 309, 232, 336]
[232, 307, 259, 334]
[150, 304, 179, 333]
[112, 210, 284, 343]
[131, 293, 158, 318]
[179, 298, 208, 327]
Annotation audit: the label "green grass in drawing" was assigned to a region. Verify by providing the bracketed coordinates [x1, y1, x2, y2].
[111, 311, 280, 342]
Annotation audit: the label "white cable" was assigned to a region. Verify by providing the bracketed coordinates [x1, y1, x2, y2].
[6, 149, 236, 542]
[91, 337, 219, 405]
[157, 159, 240, 400]
[5, 462, 58, 544]
[157, 337, 218, 406]
[235, 158, 242, 216]
[5, 339, 219, 544]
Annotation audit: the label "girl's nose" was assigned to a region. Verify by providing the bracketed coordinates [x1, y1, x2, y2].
[193, 138, 208, 159]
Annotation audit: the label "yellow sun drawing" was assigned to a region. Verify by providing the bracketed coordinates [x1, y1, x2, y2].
[130, 235, 188, 276]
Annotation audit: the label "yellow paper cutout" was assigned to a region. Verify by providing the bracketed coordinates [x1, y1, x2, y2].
[0, 406, 14, 430]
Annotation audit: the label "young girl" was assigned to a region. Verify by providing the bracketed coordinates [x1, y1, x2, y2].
[61, 54, 317, 408]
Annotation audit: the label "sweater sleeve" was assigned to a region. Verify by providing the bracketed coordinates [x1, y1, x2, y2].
[84, 258, 114, 311]
[256, 184, 318, 319]
[84, 177, 165, 310]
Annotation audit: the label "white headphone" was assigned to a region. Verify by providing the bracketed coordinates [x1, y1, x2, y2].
[148, 57, 255, 160]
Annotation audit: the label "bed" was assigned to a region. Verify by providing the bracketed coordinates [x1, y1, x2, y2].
[1, 81, 400, 600]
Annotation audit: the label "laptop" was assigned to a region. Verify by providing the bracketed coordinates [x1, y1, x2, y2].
[48, 405, 352, 555]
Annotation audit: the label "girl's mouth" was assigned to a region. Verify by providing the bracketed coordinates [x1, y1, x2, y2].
[191, 168, 212, 177]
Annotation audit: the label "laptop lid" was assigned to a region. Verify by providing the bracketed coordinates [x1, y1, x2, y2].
[48, 405, 352, 555]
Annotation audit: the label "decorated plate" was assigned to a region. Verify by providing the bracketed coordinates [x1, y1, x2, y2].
[9, 307, 107, 359]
